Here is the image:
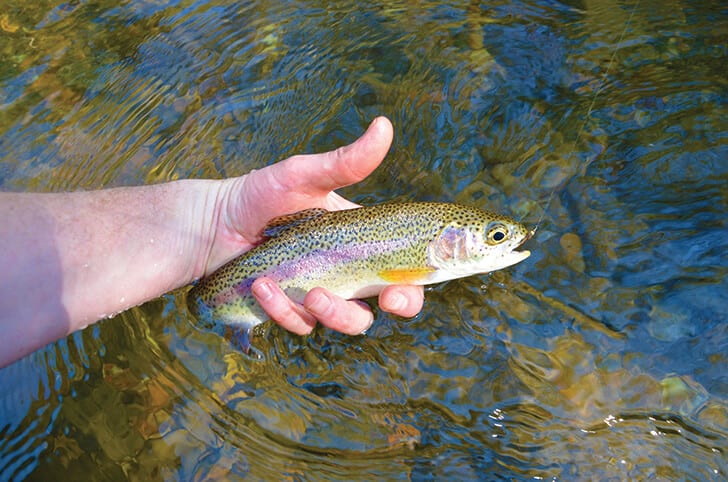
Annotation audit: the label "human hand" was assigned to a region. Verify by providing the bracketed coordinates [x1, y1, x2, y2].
[0, 117, 421, 366]
[206, 117, 424, 336]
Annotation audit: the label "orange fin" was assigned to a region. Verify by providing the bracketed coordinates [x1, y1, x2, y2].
[262, 208, 328, 238]
[379, 267, 437, 284]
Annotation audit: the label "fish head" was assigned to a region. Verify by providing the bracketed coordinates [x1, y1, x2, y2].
[428, 211, 532, 278]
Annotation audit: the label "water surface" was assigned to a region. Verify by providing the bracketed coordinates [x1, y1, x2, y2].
[1, 0, 726, 480]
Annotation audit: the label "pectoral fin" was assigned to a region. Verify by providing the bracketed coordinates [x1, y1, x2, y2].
[228, 326, 264, 360]
[187, 286, 266, 359]
[379, 267, 437, 284]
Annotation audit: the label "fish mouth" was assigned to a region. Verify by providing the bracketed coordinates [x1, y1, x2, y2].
[513, 227, 536, 257]
[516, 227, 536, 249]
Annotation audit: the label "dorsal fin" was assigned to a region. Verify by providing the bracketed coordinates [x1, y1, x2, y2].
[261, 208, 329, 238]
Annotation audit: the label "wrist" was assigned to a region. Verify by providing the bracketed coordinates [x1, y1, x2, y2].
[175, 176, 252, 281]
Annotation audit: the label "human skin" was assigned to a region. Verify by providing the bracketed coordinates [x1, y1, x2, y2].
[0, 117, 424, 368]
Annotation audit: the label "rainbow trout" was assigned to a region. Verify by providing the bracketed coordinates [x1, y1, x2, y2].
[188, 202, 532, 349]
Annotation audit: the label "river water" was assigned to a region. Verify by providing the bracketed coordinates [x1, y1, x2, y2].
[1, 1, 726, 480]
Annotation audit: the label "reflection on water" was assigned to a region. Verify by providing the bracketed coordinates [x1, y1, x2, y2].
[1, 0, 726, 480]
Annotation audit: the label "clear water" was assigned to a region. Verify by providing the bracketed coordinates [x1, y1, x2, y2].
[1, 0, 726, 480]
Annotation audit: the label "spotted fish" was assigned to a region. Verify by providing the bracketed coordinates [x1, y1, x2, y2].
[188, 202, 532, 350]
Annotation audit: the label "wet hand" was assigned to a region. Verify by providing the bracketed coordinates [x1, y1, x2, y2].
[214, 117, 424, 335]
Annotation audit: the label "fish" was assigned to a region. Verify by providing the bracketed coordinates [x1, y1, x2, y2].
[188, 202, 533, 351]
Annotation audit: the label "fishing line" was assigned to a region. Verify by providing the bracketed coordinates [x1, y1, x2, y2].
[534, 0, 641, 231]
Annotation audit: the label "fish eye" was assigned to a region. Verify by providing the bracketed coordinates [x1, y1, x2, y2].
[486, 224, 509, 244]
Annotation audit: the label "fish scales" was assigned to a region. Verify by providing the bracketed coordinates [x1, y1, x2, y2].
[188, 202, 532, 349]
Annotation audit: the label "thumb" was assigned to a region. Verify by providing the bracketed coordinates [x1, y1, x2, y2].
[276, 116, 394, 194]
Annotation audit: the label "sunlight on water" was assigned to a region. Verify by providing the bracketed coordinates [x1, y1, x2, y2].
[1, 0, 726, 480]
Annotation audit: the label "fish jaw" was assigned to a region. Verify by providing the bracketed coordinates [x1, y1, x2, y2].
[421, 249, 531, 284]
[476, 248, 531, 273]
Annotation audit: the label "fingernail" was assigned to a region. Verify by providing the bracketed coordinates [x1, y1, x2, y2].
[388, 292, 406, 312]
[360, 316, 374, 335]
[307, 291, 333, 317]
[252, 279, 273, 301]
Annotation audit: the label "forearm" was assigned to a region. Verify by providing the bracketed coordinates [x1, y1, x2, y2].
[0, 179, 244, 366]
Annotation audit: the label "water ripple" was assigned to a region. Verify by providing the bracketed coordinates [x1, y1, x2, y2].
[1, 0, 726, 479]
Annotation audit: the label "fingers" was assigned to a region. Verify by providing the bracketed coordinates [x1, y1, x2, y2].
[252, 279, 425, 339]
[379, 285, 424, 318]
[304, 288, 374, 335]
[252, 278, 375, 336]
[251, 278, 317, 335]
